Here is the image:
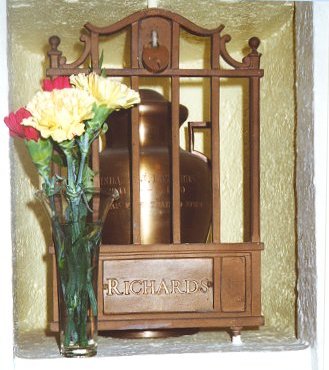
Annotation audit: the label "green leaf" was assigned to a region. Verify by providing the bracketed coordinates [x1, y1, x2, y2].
[25, 138, 52, 166]
[58, 139, 77, 153]
[25, 138, 53, 179]
[82, 164, 95, 191]
[87, 280, 98, 315]
[85, 104, 111, 132]
[78, 201, 88, 221]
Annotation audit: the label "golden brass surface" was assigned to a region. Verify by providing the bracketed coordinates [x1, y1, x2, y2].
[100, 89, 212, 244]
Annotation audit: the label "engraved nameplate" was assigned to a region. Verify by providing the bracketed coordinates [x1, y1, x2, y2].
[102, 258, 214, 314]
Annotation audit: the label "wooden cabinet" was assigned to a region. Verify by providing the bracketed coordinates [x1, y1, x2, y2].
[47, 8, 264, 338]
[50, 243, 263, 335]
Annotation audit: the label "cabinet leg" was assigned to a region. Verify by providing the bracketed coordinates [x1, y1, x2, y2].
[230, 326, 243, 345]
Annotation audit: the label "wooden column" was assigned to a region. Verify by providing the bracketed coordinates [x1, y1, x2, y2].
[211, 32, 221, 243]
[131, 22, 141, 244]
[171, 22, 181, 244]
[249, 76, 260, 242]
[90, 32, 100, 72]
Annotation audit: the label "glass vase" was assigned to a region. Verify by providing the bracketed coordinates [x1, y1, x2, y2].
[37, 187, 118, 357]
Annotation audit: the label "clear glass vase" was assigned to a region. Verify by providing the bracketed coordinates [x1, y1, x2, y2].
[37, 187, 118, 357]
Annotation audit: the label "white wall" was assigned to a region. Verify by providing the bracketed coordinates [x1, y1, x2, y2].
[0, 0, 14, 369]
[296, 0, 316, 348]
[313, 2, 329, 370]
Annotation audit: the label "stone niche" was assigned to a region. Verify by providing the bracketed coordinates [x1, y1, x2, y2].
[8, 0, 315, 357]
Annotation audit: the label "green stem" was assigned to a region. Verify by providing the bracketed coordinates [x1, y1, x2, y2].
[77, 152, 87, 188]
[70, 198, 81, 244]
[39, 170, 54, 197]
[57, 136, 99, 348]
[65, 155, 76, 190]
[77, 133, 90, 189]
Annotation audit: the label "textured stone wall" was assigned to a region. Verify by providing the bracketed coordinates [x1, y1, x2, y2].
[295, 3, 316, 345]
[9, 46, 52, 331]
[258, 12, 296, 332]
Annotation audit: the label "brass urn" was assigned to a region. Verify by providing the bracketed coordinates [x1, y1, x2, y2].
[100, 89, 211, 244]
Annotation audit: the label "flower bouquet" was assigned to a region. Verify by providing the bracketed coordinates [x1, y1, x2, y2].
[4, 73, 140, 357]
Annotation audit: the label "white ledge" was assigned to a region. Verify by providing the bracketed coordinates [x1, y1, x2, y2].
[14, 328, 312, 370]
[14, 348, 313, 370]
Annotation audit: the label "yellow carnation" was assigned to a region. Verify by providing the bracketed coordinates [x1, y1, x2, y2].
[70, 73, 140, 110]
[22, 89, 95, 143]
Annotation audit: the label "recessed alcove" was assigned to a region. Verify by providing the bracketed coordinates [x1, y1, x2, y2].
[7, 0, 315, 365]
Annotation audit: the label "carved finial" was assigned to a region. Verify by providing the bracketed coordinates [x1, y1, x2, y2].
[49, 35, 61, 51]
[240, 36, 261, 69]
[249, 37, 260, 54]
[48, 35, 62, 69]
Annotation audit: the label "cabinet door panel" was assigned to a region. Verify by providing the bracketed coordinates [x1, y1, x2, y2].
[221, 256, 247, 312]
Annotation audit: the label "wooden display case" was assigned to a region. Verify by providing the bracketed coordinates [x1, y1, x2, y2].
[47, 8, 264, 338]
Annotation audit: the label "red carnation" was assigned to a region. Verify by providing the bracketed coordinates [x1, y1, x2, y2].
[43, 76, 71, 91]
[4, 107, 40, 142]
[23, 125, 40, 142]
